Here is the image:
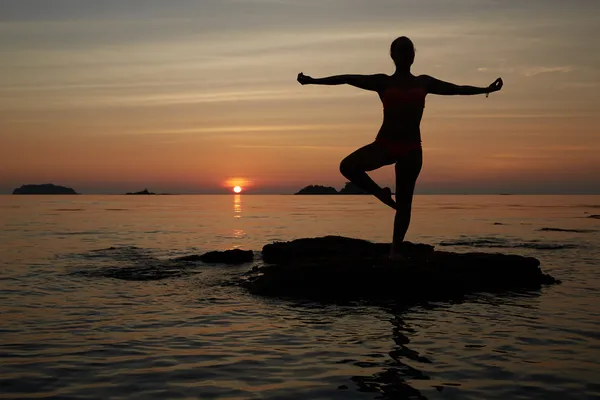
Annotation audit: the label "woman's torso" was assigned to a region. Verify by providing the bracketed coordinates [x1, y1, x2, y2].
[376, 74, 427, 143]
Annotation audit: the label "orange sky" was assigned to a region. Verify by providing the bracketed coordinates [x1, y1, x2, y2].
[1, 0, 599, 194]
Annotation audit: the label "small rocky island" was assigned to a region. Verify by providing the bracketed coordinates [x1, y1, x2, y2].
[295, 185, 338, 195]
[295, 182, 368, 195]
[13, 184, 78, 195]
[125, 189, 156, 195]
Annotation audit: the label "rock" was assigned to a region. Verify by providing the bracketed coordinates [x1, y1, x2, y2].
[295, 185, 338, 195]
[588, 214, 600, 219]
[263, 236, 434, 264]
[177, 249, 254, 265]
[242, 236, 560, 301]
[538, 227, 596, 233]
[13, 183, 77, 195]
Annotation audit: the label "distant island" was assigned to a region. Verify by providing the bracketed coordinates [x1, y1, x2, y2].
[125, 189, 156, 195]
[13, 184, 78, 195]
[295, 182, 368, 195]
[295, 185, 338, 195]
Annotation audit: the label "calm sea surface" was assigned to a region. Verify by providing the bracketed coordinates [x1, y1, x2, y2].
[1, 195, 599, 399]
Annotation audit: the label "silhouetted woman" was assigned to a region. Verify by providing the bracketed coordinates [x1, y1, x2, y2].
[297, 36, 503, 261]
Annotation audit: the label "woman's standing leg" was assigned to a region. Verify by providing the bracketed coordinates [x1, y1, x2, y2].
[391, 149, 423, 258]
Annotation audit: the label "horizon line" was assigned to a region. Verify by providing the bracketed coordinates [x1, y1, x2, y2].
[2, 192, 600, 196]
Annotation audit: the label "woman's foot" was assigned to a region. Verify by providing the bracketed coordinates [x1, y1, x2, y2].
[374, 187, 396, 210]
[387, 244, 412, 266]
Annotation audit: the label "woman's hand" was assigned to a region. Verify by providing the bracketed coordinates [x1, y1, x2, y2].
[297, 72, 314, 85]
[487, 78, 503, 94]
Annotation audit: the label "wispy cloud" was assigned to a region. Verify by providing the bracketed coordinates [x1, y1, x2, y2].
[230, 144, 346, 150]
[523, 66, 574, 77]
[124, 124, 368, 136]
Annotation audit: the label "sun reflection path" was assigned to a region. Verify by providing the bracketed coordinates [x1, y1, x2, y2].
[232, 194, 245, 248]
[233, 194, 242, 217]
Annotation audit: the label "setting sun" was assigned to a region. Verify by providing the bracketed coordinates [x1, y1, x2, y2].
[233, 186, 242, 193]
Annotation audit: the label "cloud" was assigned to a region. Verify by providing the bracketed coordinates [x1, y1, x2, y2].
[123, 123, 367, 136]
[523, 66, 574, 77]
[474, 65, 575, 77]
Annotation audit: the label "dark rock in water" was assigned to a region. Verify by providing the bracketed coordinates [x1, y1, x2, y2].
[73, 246, 200, 281]
[125, 188, 155, 195]
[588, 214, 600, 219]
[242, 236, 560, 300]
[82, 265, 191, 281]
[13, 183, 77, 195]
[295, 185, 338, 195]
[177, 249, 254, 265]
[538, 227, 596, 233]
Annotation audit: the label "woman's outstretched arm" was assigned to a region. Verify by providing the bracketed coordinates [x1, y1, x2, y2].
[297, 72, 386, 92]
[424, 76, 503, 96]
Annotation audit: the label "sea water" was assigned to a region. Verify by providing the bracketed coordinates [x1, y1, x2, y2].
[1, 195, 599, 399]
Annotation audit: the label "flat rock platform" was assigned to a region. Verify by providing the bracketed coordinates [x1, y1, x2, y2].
[241, 236, 560, 301]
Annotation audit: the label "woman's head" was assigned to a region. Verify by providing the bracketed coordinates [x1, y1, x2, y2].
[390, 36, 415, 69]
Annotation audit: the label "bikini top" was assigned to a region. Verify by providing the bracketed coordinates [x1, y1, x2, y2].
[381, 86, 427, 109]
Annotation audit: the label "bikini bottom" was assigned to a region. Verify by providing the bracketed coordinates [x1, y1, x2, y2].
[375, 138, 422, 159]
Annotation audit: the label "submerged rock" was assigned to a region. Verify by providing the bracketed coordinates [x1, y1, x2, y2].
[177, 249, 254, 265]
[242, 236, 560, 300]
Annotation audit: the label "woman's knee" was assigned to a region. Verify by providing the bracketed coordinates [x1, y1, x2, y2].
[339, 157, 356, 178]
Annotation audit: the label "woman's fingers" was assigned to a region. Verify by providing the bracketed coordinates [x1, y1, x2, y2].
[493, 77, 503, 91]
[297, 72, 312, 85]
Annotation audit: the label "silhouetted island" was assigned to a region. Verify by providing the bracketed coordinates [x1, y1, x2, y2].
[125, 189, 156, 195]
[295, 182, 369, 195]
[295, 185, 338, 195]
[13, 184, 77, 195]
[338, 181, 368, 194]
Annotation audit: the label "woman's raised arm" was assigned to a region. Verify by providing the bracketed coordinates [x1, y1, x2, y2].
[298, 72, 387, 92]
[423, 75, 503, 96]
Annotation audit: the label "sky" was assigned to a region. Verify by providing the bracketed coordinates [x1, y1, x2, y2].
[1, 0, 599, 194]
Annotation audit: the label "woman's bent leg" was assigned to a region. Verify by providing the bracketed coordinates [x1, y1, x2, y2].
[339, 142, 397, 209]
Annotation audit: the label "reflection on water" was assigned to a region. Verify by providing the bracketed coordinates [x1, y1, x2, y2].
[233, 194, 242, 217]
[349, 308, 432, 399]
[232, 194, 245, 248]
